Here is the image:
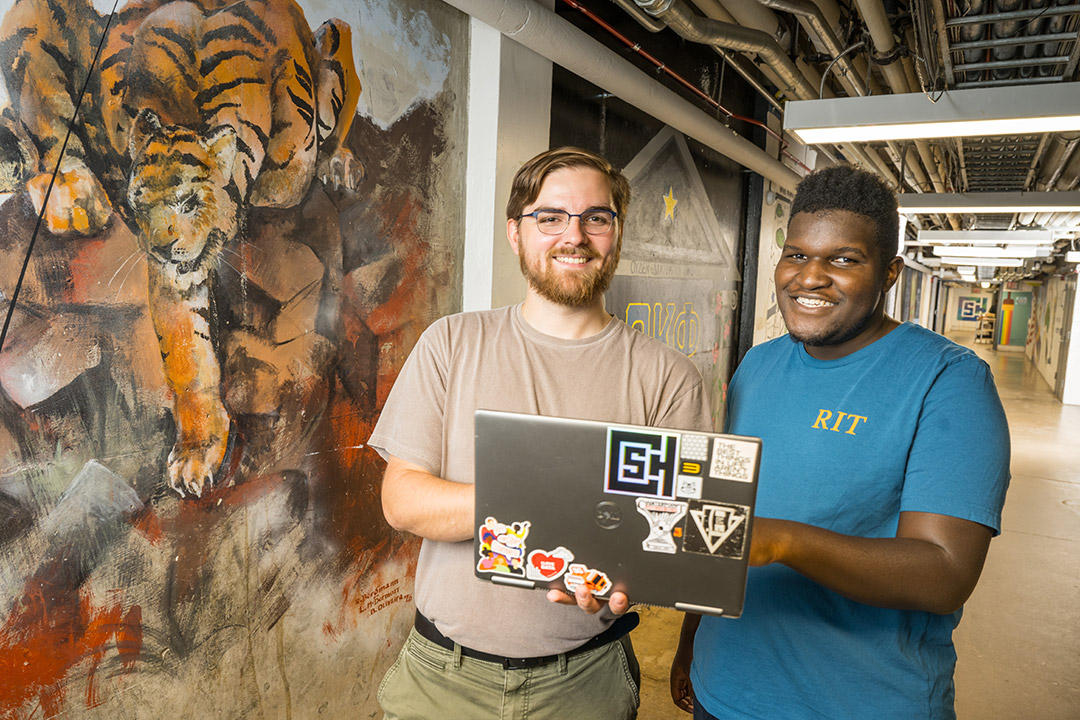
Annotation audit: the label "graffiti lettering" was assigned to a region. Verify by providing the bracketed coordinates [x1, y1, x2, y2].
[625, 302, 700, 356]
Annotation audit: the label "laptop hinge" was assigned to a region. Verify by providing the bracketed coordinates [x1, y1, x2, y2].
[491, 575, 536, 589]
[675, 602, 725, 617]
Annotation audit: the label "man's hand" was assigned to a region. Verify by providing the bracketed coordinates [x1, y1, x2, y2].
[670, 613, 700, 714]
[670, 648, 694, 713]
[546, 585, 629, 615]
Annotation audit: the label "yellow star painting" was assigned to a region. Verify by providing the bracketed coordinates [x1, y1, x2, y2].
[663, 186, 678, 220]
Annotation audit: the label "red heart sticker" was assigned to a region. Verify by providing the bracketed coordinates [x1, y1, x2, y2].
[530, 552, 566, 578]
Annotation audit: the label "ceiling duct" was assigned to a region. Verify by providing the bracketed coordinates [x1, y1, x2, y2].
[443, 0, 801, 189]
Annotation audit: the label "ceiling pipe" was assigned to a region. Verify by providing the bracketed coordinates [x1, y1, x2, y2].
[441, 0, 802, 189]
[610, 0, 666, 31]
[610, 0, 785, 112]
[636, 0, 817, 100]
[755, 0, 868, 96]
[690, 0, 805, 105]
[714, 0, 790, 49]
[642, 0, 885, 179]
[853, 0, 957, 227]
[1054, 145, 1080, 192]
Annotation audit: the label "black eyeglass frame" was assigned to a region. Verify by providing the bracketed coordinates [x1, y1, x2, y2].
[515, 209, 619, 236]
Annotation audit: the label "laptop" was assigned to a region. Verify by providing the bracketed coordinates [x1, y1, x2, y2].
[473, 410, 761, 618]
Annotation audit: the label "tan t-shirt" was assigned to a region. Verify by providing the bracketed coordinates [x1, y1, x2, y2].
[368, 304, 713, 656]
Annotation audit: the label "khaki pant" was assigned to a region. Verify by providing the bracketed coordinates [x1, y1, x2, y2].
[378, 628, 640, 720]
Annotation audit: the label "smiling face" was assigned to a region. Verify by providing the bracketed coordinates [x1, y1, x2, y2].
[775, 210, 903, 360]
[507, 165, 622, 309]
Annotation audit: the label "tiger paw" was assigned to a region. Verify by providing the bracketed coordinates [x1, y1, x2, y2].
[317, 147, 364, 191]
[167, 436, 228, 499]
[26, 164, 113, 236]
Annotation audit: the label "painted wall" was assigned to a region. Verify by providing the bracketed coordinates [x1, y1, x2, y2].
[998, 289, 1033, 348]
[0, 0, 467, 715]
[943, 284, 995, 334]
[1027, 279, 1061, 389]
[1027, 275, 1077, 395]
[752, 181, 791, 345]
[1062, 276, 1080, 406]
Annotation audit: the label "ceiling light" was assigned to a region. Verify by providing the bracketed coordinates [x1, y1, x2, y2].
[937, 257, 1024, 267]
[980, 282, 991, 289]
[917, 229, 1053, 245]
[932, 246, 1050, 259]
[898, 192, 1080, 215]
[784, 84, 1080, 143]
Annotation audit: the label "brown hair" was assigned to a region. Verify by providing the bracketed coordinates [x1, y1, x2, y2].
[505, 147, 631, 221]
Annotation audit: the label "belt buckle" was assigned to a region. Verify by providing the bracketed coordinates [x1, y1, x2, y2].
[502, 655, 544, 670]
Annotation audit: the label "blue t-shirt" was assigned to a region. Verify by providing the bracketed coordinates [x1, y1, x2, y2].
[691, 323, 1010, 720]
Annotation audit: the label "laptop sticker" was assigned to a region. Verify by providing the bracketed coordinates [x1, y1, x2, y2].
[526, 547, 574, 581]
[594, 501, 623, 529]
[708, 438, 758, 483]
[679, 433, 710, 461]
[564, 563, 611, 597]
[605, 427, 680, 499]
[683, 501, 750, 559]
[476, 516, 531, 576]
[635, 498, 688, 554]
[675, 475, 703, 499]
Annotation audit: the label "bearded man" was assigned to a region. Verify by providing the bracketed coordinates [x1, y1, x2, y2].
[369, 147, 712, 719]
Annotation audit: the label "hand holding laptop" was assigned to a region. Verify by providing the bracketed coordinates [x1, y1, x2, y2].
[547, 584, 631, 615]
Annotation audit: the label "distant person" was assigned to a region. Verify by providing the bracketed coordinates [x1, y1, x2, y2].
[671, 165, 1010, 720]
[370, 147, 712, 719]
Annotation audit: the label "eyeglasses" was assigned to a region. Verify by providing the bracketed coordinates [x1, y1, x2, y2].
[516, 209, 618, 235]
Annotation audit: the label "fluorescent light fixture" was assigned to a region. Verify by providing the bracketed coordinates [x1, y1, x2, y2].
[937, 257, 1024, 267]
[917, 229, 1053, 246]
[1067, 251, 1080, 262]
[784, 84, 1080, 143]
[932, 246, 1050, 259]
[899, 192, 1080, 215]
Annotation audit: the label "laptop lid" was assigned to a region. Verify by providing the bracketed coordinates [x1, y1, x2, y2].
[473, 410, 761, 618]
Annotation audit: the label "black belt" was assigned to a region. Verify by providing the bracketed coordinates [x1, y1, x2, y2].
[413, 609, 639, 670]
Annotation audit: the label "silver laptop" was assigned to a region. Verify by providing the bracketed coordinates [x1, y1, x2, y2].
[473, 410, 761, 618]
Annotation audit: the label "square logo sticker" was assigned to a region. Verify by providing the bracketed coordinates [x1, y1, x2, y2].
[683, 501, 750, 559]
[675, 475, 702, 499]
[605, 427, 680, 499]
[708, 438, 758, 483]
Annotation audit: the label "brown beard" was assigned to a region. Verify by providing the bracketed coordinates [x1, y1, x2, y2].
[518, 240, 621, 307]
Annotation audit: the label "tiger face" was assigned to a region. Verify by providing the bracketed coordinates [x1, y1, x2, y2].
[127, 108, 240, 291]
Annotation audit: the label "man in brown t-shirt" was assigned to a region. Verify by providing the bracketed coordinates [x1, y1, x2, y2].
[369, 147, 712, 719]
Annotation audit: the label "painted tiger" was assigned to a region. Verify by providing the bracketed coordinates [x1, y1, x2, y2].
[0, 0, 363, 497]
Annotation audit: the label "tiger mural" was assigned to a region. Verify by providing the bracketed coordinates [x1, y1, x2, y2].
[0, 0, 363, 497]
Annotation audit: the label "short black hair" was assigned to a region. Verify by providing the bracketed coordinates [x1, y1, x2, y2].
[790, 165, 899, 267]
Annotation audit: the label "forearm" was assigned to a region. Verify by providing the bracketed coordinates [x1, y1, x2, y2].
[757, 514, 992, 614]
[675, 612, 701, 659]
[380, 456, 474, 542]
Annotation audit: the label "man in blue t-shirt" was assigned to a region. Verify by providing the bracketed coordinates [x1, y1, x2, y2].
[671, 166, 1010, 720]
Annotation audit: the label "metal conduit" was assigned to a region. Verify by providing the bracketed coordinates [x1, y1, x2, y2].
[609, 0, 785, 112]
[755, 0, 867, 96]
[635, 0, 817, 99]
[441, 0, 801, 190]
[853, 0, 956, 228]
